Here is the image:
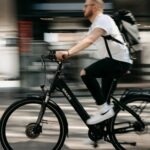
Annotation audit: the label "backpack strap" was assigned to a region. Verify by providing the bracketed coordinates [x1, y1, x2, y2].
[103, 35, 124, 45]
[103, 35, 125, 59]
[103, 36, 113, 59]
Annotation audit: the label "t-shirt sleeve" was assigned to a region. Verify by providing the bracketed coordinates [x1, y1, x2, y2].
[92, 15, 111, 35]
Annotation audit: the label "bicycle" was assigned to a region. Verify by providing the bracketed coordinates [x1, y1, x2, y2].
[0, 50, 150, 150]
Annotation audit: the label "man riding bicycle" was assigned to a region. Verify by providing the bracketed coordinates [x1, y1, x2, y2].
[56, 0, 132, 125]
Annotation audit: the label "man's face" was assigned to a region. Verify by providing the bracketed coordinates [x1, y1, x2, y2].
[83, 0, 95, 18]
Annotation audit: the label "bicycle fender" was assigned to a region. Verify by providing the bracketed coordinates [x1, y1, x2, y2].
[120, 89, 150, 102]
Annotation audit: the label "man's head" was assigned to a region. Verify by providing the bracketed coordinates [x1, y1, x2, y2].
[83, 0, 104, 19]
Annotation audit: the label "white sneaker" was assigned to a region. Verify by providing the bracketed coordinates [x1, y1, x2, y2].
[87, 108, 115, 125]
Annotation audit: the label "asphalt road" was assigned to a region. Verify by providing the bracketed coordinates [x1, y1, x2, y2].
[0, 87, 150, 150]
[0, 93, 107, 150]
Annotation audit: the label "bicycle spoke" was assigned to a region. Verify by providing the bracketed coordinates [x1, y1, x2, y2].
[0, 98, 67, 150]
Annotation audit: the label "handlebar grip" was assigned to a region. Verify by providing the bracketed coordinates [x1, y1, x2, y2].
[42, 50, 57, 62]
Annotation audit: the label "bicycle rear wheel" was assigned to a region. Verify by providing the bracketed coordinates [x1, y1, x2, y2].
[109, 95, 150, 150]
[0, 97, 67, 150]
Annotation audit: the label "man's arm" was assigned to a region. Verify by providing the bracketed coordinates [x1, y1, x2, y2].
[68, 28, 106, 56]
[56, 28, 106, 61]
[58, 33, 86, 42]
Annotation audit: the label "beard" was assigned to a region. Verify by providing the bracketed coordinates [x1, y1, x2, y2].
[84, 10, 93, 18]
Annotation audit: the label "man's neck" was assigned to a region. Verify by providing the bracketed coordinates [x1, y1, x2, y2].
[89, 11, 102, 23]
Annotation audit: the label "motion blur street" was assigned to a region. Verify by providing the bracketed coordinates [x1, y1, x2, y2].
[0, 86, 114, 150]
[0, 0, 150, 149]
[0, 82, 150, 150]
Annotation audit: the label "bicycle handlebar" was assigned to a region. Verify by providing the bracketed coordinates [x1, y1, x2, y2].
[41, 50, 63, 85]
[41, 50, 58, 62]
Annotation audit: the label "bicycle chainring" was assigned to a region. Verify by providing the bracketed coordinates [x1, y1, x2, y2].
[88, 129, 103, 142]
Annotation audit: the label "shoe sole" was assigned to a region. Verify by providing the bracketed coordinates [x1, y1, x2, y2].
[87, 109, 114, 125]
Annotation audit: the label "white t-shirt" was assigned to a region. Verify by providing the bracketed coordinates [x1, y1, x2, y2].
[88, 14, 132, 64]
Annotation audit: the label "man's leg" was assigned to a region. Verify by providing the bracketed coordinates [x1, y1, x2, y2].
[80, 69, 105, 105]
[81, 69, 114, 125]
[80, 59, 115, 124]
[81, 58, 131, 125]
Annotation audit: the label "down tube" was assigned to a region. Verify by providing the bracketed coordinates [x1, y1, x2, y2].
[57, 78, 90, 124]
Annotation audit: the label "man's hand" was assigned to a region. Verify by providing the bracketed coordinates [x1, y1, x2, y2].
[55, 51, 69, 61]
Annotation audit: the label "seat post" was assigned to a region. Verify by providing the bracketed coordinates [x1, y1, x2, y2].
[106, 78, 118, 104]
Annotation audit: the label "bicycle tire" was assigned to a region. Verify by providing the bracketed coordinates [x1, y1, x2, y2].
[109, 95, 150, 150]
[0, 97, 68, 150]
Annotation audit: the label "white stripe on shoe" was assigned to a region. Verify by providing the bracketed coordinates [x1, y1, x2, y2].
[87, 108, 115, 125]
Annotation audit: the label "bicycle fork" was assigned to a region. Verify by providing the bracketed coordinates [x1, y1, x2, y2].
[29, 93, 50, 136]
[25, 94, 49, 139]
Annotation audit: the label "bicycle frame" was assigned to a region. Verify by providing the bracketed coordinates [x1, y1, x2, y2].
[56, 77, 90, 125]
[48, 62, 91, 126]
[41, 57, 145, 137]
[54, 77, 145, 130]
[47, 60, 143, 127]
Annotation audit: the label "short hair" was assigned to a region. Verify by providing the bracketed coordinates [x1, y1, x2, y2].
[94, 0, 104, 8]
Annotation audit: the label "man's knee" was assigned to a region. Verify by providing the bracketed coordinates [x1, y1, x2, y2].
[80, 69, 86, 76]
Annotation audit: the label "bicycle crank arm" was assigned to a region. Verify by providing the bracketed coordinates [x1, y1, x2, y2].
[119, 141, 136, 146]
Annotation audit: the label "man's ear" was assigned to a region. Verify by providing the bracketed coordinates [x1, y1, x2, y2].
[93, 5, 98, 12]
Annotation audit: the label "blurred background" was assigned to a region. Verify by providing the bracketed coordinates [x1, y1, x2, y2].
[0, 0, 150, 90]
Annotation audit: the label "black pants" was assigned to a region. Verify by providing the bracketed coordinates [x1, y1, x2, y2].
[81, 58, 131, 105]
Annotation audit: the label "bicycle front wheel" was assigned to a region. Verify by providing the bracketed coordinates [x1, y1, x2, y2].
[109, 95, 150, 150]
[0, 97, 67, 150]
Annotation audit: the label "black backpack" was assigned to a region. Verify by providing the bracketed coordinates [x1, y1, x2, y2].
[103, 9, 142, 60]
